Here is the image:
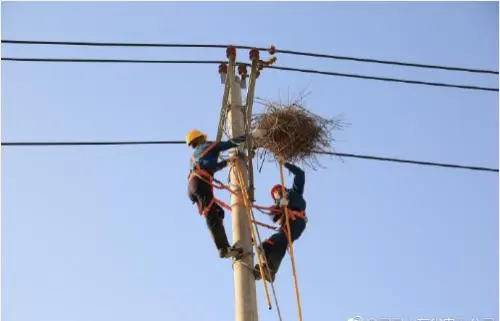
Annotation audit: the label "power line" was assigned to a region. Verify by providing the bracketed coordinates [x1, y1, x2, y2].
[2, 140, 497, 173]
[270, 65, 498, 92]
[315, 151, 498, 173]
[2, 57, 222, 65]
[3, 39, 498, 75]
[1, 140, 185, 146]
[2, 57, 497, 92]
[277, 48, 499, 75]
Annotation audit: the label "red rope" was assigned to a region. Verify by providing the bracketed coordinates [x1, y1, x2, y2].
[191, 169, 281, 221]
[252, 220, 279, 231]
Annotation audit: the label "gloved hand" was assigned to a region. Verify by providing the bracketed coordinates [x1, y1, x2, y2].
[215, 160, 228, 172]
[228, 154, 239, 163]
[251, 128, 266, 139]
[279, 198, 289, 207]
[231, 135, 247, 144]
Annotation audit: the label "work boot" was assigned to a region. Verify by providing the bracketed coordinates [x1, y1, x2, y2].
[252, 267, 261, 280]
[219, 245, 243, 259]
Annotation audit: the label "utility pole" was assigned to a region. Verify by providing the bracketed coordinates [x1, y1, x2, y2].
[226, 46, 259, 321]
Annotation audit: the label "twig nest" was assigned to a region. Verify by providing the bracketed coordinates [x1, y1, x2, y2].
[252, 96, 347, 168]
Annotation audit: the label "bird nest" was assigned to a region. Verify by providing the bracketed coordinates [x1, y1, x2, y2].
[251, 94, 348, 169]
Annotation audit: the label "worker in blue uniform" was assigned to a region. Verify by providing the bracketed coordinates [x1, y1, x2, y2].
[186, 129, 265, 259]
[254, 161, 307, 282]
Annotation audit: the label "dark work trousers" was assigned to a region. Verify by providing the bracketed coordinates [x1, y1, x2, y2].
[262, 216, 307, 275]
[188, 176, 230, 251]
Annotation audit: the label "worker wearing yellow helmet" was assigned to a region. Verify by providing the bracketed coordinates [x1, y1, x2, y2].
[186, 128, 266, 259]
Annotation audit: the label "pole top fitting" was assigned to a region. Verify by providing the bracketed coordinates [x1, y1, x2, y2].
[218, 63, 228, 74]
[257, 60, 264, 71]
[226, 46, 237, 60]
[268, 45, 276, 55]
[267, 56, 278, 66]
[249, 48, 260, 61]
[238, 64, 248, 78]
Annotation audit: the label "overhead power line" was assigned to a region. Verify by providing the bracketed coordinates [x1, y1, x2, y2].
[270, 65, 498, 92]
[314, 151, 498, 173]
[3, 39, 498, 75]
[1, 140, 185, 146]
[2, 140, 497, 173]
[2, 57, 497, 92]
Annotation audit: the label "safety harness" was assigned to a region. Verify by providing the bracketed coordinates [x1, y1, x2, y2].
[188, 142, 225, 217]
[278, 209, 305, 224]
[272, 192, 306, 225]
[267, 207, 306, 236]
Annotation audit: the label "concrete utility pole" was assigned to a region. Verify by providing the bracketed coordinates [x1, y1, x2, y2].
[226, 57, 259, 321]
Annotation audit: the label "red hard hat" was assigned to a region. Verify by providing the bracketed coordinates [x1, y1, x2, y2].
[270, 184, 283, 199]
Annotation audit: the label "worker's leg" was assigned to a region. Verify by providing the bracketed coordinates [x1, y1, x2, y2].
[262, 231, 288, 279]
[268, 217, 307, 270]
[188, 177, 214, 213]
[288, 216, 307, 243]
[188, 177, 241, 258]
[255, 217, 307, 281]
[253, 230, 288, 281]
[206, 205, 243, 258]
[205, 204, 231, 256]
[188, 178, 226, 249]
[187, 178, 199, 205]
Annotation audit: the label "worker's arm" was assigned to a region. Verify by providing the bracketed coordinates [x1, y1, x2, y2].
[284, 162, 305, 195]
[270, 205, 283, 223]
[216, 128, 266, 152]
[216, 135, 247, 151]
[214, 160, 228, 172]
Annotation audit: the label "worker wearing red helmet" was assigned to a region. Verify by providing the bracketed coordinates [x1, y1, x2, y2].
[254, 161, 307, 282]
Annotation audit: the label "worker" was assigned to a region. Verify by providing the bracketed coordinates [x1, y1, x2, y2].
[254, 160, 307, 282]
[186, 129, 265, 259]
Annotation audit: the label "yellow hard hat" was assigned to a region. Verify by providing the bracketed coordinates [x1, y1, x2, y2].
[185, 129, 207, 145]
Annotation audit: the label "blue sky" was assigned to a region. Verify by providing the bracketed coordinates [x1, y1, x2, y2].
[1, 2, 498, 321]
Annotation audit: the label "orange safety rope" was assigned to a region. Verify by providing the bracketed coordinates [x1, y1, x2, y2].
[189, 167, 246, 217]
[191, 167, 282, 220]
[252, 219, 279, 231]
[279, 159, 303, 321]
[189, 161, 286, 235]
[253, 204, 283, 215]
